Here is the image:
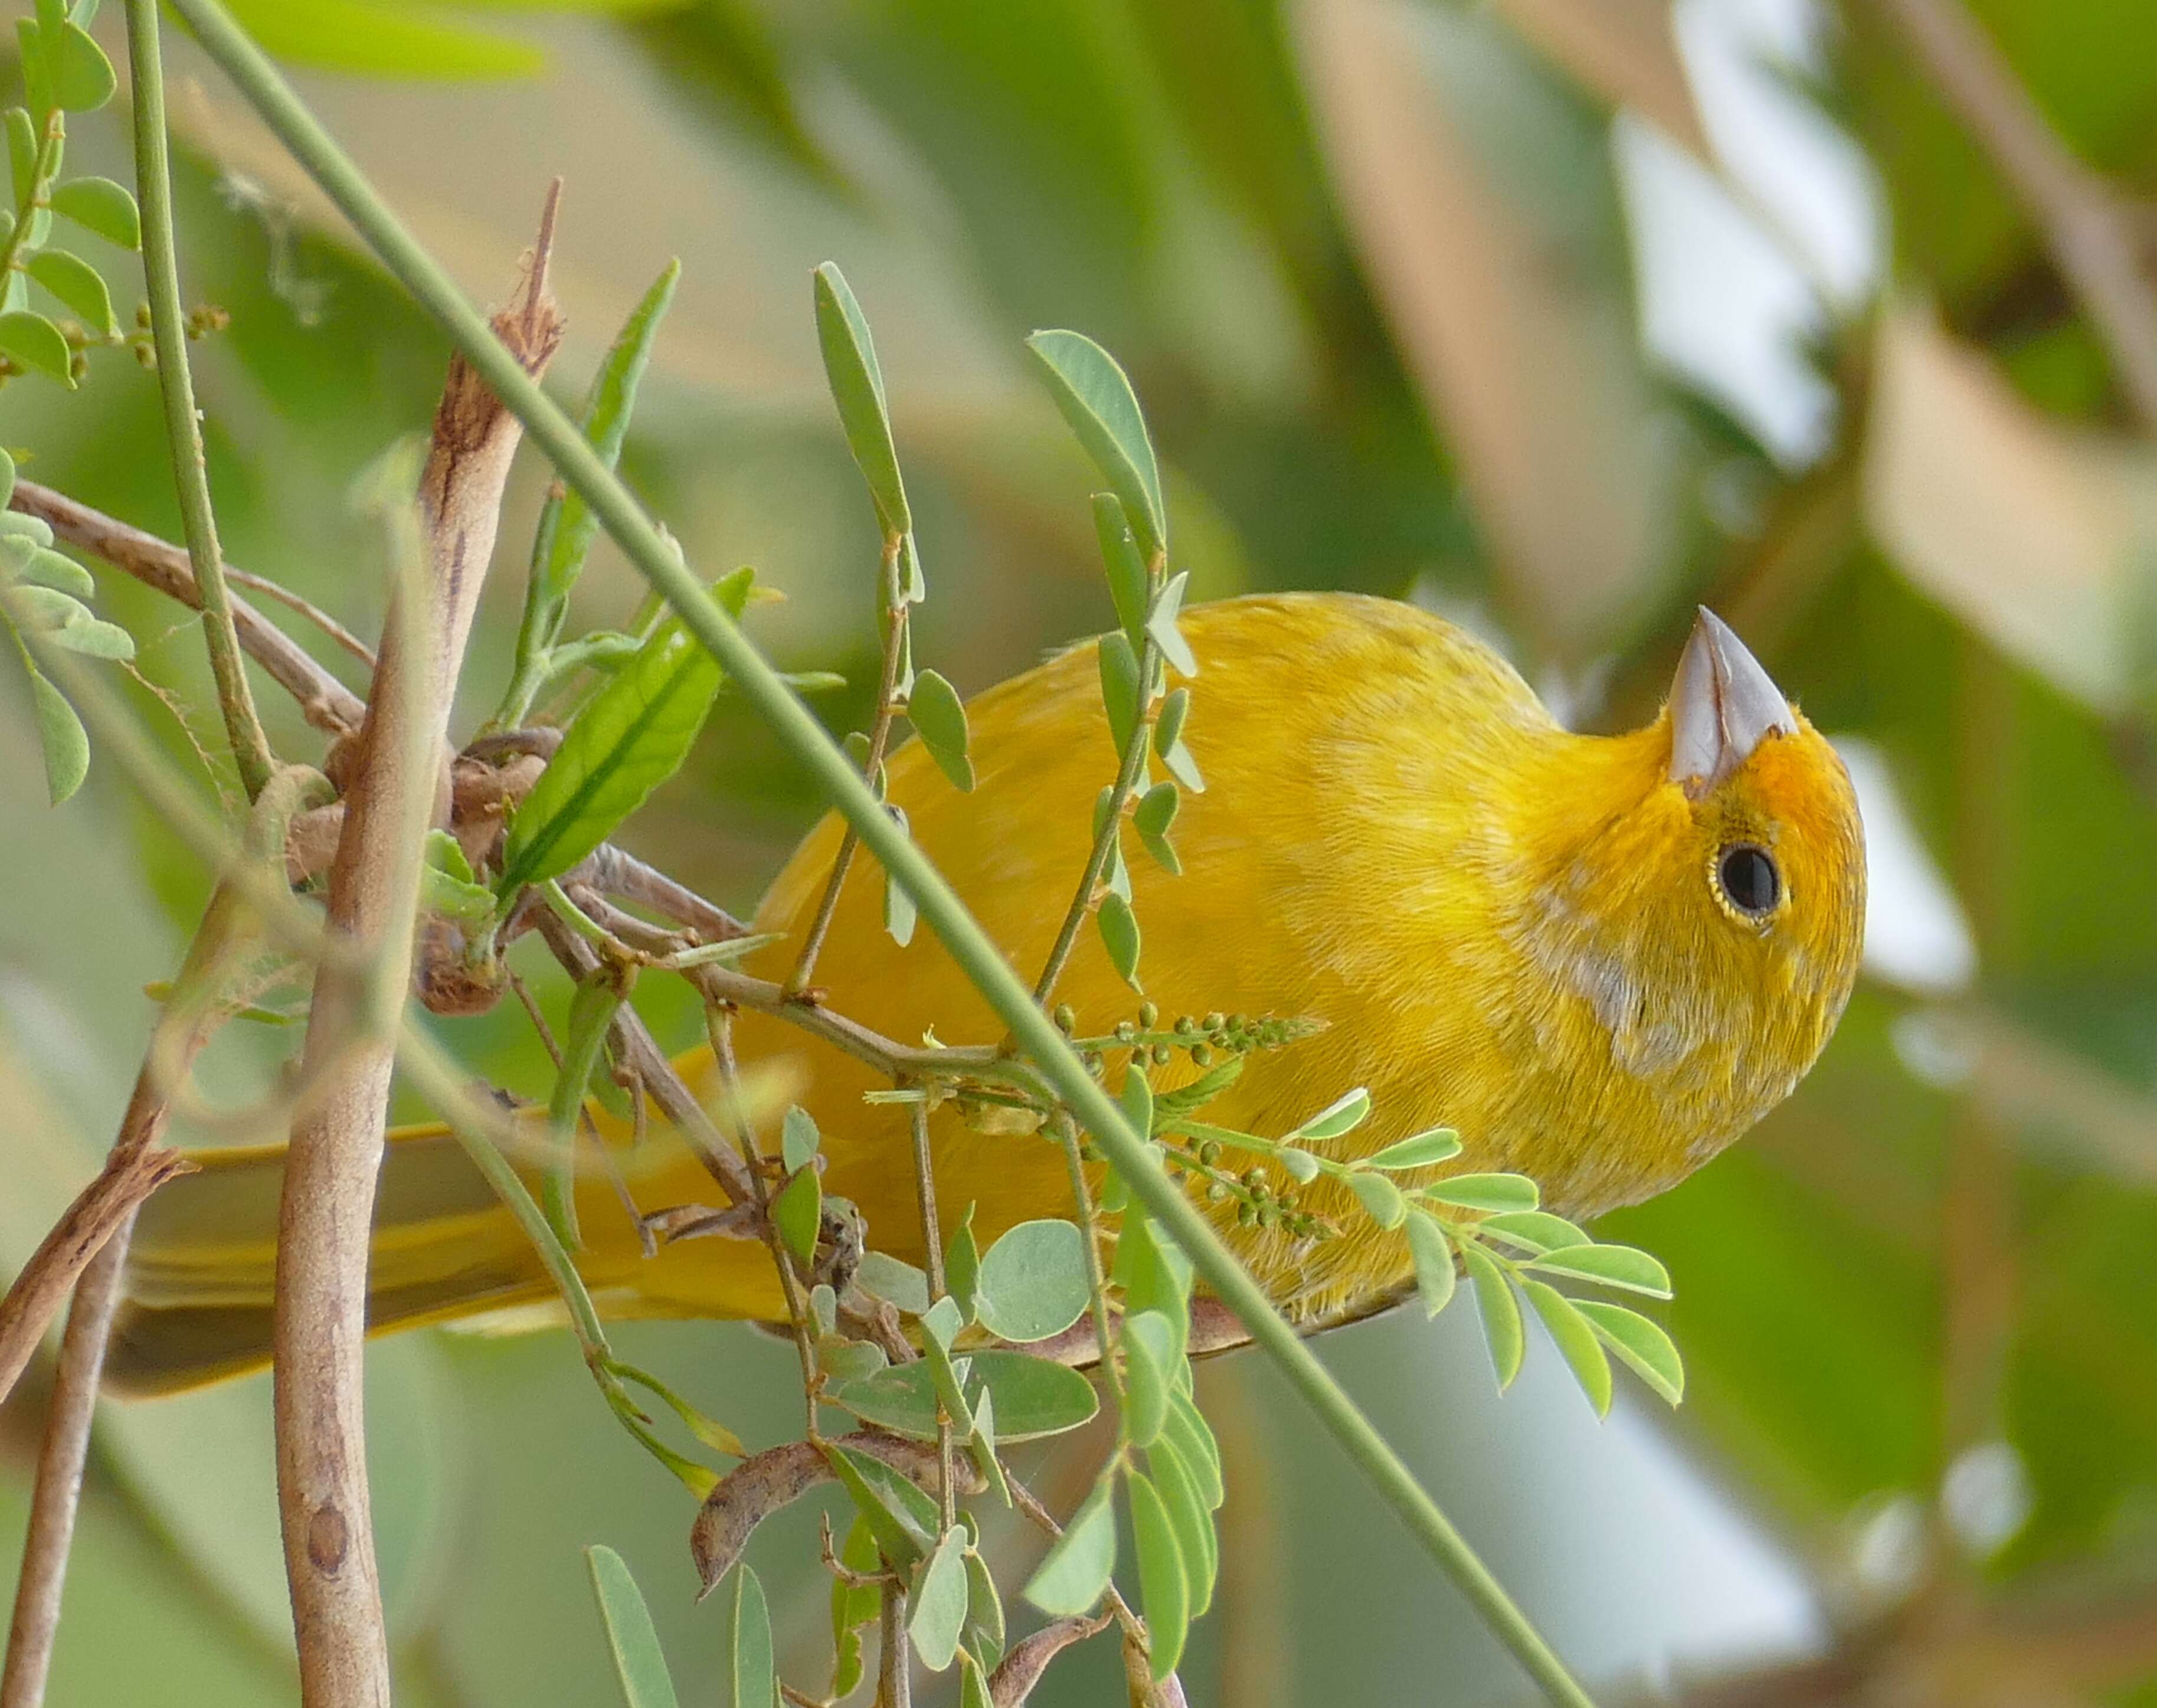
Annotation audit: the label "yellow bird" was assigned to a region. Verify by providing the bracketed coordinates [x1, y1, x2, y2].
[109, 595, 1864, 1393]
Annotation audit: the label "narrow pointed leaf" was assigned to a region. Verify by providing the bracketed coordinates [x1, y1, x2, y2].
[1121, 1310, 1175, 1447]
[1147, 1434, 1217, 1615]
[773, 1164, 821, 1266]
[1523, 1279, 1613, 1418]
[1145, 571, 1196, 676]
[497, 571, 751, 896]
[814, 262, 909, 536]
[781, 1105, 820, 1173]
[1475, 1211, 1591, 1254]
[1464, 1243, 1524, 1390]
[1164, 1388, 1223, 1510]
[1422, 1173, 1540, 1213]
[1026, 330, 1166, 561]
[715, 1565, 777, 1708]
[585, 1546, 682, 1708]
[1124, 1468, 1189, 1680]
[1577, 1300, 1685, 1405]
[831, 1350, 1098, 1443]
[826, 1444, 938, 1569]
[1097, 630, 1141, 755]
[1097, 892, 1141, 990]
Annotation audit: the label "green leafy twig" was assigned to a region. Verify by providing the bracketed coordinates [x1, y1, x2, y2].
[123, 0, 274, 800]
[163, 18, 1593, 1692]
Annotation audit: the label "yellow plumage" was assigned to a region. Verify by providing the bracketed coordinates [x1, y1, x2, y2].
[110, 593, 1865, 1393]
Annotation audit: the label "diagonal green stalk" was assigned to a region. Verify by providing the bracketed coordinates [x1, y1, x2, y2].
[162, 6, 1595, 1700]
[123, 0, 274, 803]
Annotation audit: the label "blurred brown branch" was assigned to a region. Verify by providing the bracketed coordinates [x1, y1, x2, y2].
[1868, 0, 2157, 435]
[273, 184, 561, 1708]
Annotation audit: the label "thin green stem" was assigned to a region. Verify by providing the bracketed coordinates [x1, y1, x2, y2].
[905, 1098, 957, 1530]
[0, 114, 61, 283]
[123, 0, 275, 803]
[167, 11, 1595, 1697]
[1055, 1113, 1122, 1409]
[786, 534, 906, 996]
[1032, 566, 1165, 1009]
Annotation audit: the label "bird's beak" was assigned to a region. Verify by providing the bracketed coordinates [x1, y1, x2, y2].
[1668, 607, 1795, 798]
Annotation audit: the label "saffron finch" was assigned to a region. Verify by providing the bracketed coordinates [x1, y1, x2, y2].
[110, 595, 1864, 1392]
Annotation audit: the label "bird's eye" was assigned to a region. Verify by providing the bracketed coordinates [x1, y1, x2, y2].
[1716, 843, 1780, 917]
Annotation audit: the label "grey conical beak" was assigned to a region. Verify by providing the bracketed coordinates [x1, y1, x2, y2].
[1668, 608, 1795, 797]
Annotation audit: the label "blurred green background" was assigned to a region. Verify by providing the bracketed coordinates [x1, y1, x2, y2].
[5, 0, 2157, 1703]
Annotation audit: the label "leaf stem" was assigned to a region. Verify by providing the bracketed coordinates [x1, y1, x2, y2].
[123, 0, 275, 801]
[166, 14, 1595, 1695]
[786, 533, 906, 996]
[905, 1099, 957, 1530]
[1030, 550, 1166, 1009]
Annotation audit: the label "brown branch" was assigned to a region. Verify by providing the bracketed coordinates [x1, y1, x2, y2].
[7, 479, 368, 734]
[1, 761, 329, 1708]
[0, 1145, 189, 1408]
[1870, 0, 2157, 434]
[273, 186, 561, 1708]
[227, 568, 377, 670]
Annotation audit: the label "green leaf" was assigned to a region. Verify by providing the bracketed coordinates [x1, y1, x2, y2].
[964, 1385, 1010, 1509]
[808, 1282, 837, 1337]
[713, 1563, 777, 1708]
[829, 1517, 881, 1700]
[1092, 491, 1148, 649]
[1576, 1300, 1685, 1405]
[529, 259, 679, 638]
[27, 248, 113, 334]
[12, 545, 92, 599]
[1523, 1279, 1613, 1418]
[24, 659, 86, 803]
[1405, 1210, 1457, 1318]
[610, 1360, 745, 1458]
[773, 1164, 821, 1266]
[3, 583, 87, 630]
[780, 1105, 820, 1173]
[958, 1653, 992, 1708]
[816, 1336, 886, 1385]
[962, 1546, 1005, 1667]
[1365, 1127, 1463, 1171]
[882, 800, 918, 946]
[1423, 1173, 1540, 1213]
[16, 21, 53, 119]
[1118, 1063, 1153, 1138]
[1124, 1467, 1189, 1680]
[1147, 1434, 1217, 1615]
[1527, 1243, 1673, 1299]
[1025, 329, 1166, 561]
[856, 1251, 929, 1316]
[1097, 892, 1141, 990]
[1132, 781, 1179, 873]
[0, 310, 74, 385]
[46, 175, 136, 248]
[1464, 1243, 1524, 1390]
[1112, 1210, 1193, 1360]
[1121, 1310, 1175, 1447]
[0, 446, 12, 509]
[585, 1546, 682, 1708]
[814, 262, 909, 539]
[42, 614, 130, 660]
[496, 571, 751, 897]
[907, 668, 973, 791]
[1348, 1170, 1406, 1230]
[48, 19, 115, 110]
[826, 1444, 938, 1570]
[5, 110, 34, 210]
[1097, 629, 1141, 755]
[1476, 1211, 1592, 1255]
[1145, 570, 1197, 676]
[1291, 1087, 1370, 1142]
[1153, 683, 1189, 755]
[1022, 1476, 1115, 1616]
[973, 1219, 1090, 1343]
[907, 1528, 970, 1674]
[1164, 1388, 1223, 1510]
[945, 1205, 981, 1325]
[833, 1350, 1099, 1443]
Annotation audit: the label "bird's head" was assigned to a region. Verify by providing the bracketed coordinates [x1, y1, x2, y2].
[1511, 609, 1866, 1163]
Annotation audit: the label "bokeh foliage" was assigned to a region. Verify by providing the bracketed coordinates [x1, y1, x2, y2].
[4, 0, 2157, 1704]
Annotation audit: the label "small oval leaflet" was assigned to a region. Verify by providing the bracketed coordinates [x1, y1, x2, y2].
[715, 1562, 777, 1708]
[1096, 630, 1141, 755]
[1292, 1086, 1370, 1143]
[1023, 1477, 1117, 1616]
[814, 262, 911, 539]
[1577, 1300, 1685, 1405]
[1523, 1278, 1613, 1418]
[1366, 1127, 1462, 1171]
[1348, 1170, 1407, 1230]
[1098, 891, 1141, 990]
[47, 176, 139, 248]
[0, 309, 74, 386]
[1465, 1242, 1524, 1390]
[1527, 1242, 1672, 1298]
[1422, 1172, 1540, 1213]
[1092, 490, 1149, 648]
[1475, 1210, 1590, 1254]
[832, 1349, 1099, 1443]
[971, 1219, 1091, 1342]
[1125, 1467, 1190, 1680]
[1025, 329, 1167, 562]
[1405, 1210, 1456, 1317]
[907, 667, 974, 791]
[27, 248, 115, 336]
[908, 1527, 970, 1673]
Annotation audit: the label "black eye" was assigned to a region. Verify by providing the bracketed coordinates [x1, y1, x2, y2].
[1717, 843, 1780, 917]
